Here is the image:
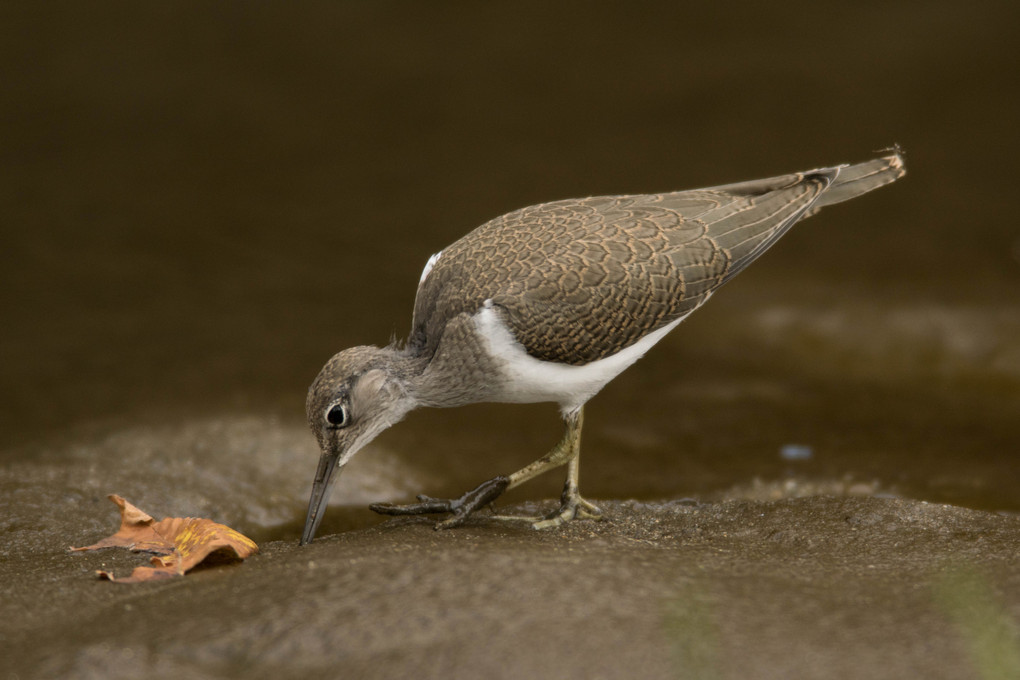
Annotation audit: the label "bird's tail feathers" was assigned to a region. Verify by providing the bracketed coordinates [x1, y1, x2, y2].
[807, 150, 906, 215]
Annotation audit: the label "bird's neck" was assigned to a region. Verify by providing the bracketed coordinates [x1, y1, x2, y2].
[377, 345, 430, 379]
[372, 346, 432, 410]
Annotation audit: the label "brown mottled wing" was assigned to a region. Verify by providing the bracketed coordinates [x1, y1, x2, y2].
[410, 168, 838, 365]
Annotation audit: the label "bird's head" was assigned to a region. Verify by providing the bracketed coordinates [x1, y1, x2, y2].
[300, 345, 416, 544]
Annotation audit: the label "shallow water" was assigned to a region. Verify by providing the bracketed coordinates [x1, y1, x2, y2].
[2, 2, 1019, 678]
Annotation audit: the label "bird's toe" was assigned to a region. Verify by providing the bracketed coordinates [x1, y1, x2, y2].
[531, 494, 603, 530]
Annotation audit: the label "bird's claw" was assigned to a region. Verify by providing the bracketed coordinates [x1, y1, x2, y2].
[370, 475, 510, 530]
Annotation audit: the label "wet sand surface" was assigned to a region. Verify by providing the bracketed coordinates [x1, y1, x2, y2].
[2, 1, 1019, 678]
[4, 487, 1020, 680]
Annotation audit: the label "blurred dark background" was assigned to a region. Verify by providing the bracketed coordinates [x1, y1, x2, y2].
[2, 2, 1017, 510]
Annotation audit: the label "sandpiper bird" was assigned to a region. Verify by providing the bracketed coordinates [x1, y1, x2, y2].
[300, 152, 905, 544]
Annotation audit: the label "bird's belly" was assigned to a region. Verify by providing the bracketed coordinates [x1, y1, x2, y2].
[472, 302, 688, 414]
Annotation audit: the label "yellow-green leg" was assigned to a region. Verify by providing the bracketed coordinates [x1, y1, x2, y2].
[496, 407, 602, 528]
[370, 406, 602, 529]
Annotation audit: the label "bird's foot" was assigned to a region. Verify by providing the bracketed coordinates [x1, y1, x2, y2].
[531, 492, 602, 530]
[369, 475, 510, 530]
[486, 491, 602, 529]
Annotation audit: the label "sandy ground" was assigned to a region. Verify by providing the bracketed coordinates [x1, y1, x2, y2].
[3, 490, 1018, 680]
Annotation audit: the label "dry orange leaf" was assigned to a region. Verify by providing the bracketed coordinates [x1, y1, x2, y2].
[71, 494, 259, 583]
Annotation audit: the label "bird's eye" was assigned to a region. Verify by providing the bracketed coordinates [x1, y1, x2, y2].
[325, 403, 349, 427]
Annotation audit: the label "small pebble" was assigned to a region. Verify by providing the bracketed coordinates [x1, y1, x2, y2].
[780, 444, 814, 461]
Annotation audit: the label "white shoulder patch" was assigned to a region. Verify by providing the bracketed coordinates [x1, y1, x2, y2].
[418, 251, 442, 287]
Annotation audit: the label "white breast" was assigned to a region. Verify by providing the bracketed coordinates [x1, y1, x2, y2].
[472, 298, 704, 414]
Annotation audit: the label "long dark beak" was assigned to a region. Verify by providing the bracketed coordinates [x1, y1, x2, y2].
[300, 446, 344, 545]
